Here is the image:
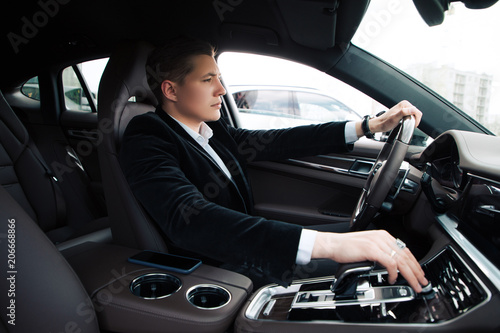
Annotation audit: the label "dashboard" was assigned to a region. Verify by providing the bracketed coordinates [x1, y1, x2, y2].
[415, 130, 500, 186]
[413, 130, 500, 288]
[233, 130, 500, 332]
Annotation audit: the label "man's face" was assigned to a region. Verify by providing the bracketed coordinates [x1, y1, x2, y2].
[170, 54, 226, 124]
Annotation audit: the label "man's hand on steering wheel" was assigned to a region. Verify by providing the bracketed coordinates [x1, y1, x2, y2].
[354, 100, 423, 138]
[349, 100, 422, 232]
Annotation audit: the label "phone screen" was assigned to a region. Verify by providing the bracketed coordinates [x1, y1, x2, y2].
[129, 251, 201, 273]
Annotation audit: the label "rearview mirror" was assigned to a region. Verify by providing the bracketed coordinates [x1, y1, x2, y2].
[413, 0, 498, 26]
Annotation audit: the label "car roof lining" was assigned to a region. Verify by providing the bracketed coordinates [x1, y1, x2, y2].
[2, 0, 369, 87]
[4, 0, 489, 138]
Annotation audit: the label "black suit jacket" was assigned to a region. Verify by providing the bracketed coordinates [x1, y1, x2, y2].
[120, 107, 352, 286]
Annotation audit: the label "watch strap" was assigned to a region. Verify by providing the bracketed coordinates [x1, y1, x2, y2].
[362, 115, 374, 139]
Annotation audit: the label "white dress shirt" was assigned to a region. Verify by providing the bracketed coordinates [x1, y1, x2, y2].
[170, 114, 360, 266]
[170, 115, 233, 179]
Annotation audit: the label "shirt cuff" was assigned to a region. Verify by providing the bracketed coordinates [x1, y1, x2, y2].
[344, 121, 359, 144]
[295, 229, 318, 265]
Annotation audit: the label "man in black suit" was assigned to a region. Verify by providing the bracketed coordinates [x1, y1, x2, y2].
[120, 37, 427, 291]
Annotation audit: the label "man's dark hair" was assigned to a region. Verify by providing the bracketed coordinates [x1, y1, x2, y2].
[146, 36, 216, 104]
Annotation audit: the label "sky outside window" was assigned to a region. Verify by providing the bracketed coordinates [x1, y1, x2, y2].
[352, 1, 500, 134]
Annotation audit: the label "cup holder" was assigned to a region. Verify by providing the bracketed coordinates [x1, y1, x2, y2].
[130, 273, 182, 299]
[186, 284, 231, 310]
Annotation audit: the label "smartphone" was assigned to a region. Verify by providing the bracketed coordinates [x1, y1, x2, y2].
[128, 250, 202, 274]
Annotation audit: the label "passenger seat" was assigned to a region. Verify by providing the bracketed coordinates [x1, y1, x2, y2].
[0, 89, 111, 247]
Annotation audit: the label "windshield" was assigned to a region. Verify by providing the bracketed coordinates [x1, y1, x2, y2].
[352, 1, 500, 135]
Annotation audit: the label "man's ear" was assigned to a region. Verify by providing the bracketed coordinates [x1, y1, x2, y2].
[161, 80, 178, 102]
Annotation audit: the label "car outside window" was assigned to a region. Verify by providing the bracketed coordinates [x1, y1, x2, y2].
[352, 1, 500, 135]
[295, 91, 360, 122]
[235, 89, 293, 117]
[219, 52, 378, 128]
[62, 58, 108, 112]
[231, 86, 362, 129]
[62, 66, 93, 112]
[219, 52, 430, 146]
[21, 76, 41, 101]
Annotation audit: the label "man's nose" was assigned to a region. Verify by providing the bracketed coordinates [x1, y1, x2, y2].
[216, 78, 226, 96]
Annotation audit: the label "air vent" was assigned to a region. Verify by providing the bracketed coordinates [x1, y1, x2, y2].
[424, 247, 487, 315]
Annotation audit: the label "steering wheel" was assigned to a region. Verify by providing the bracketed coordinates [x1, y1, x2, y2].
[350, 116, 415, 231]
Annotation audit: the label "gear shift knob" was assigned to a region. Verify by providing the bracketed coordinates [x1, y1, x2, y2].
[420, 282, 435, 299]
[331, 261, 374, 300]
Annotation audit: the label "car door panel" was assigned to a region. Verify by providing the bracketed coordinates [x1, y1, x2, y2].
[60, 110, 103, 183]
[247, 139, 383, 226]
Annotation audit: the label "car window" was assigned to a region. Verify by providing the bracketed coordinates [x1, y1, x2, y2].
[220, 52, 427, 142]
[62, 58, 108, 112]
[352, 1, 500, 136]
[219, 52, 372, 130]
[21, 76, 41, 101]
[295, 91, 360, 122]
[235, 90, 293, 116]
[219, 52, 431, 146]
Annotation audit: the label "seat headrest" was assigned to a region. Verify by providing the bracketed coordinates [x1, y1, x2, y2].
[98, 41, 158, 117]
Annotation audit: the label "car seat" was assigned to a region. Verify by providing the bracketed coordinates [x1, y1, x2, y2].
[0, 185, 100, 332]
[97, 41, 168, 251]
[0, 90, 111, 247]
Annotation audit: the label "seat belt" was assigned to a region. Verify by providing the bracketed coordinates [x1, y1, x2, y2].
[27, 140, 67, 228]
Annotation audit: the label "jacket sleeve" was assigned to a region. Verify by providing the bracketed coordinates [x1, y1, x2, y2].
[226, 121, 353, 163]
[120, 114, 302, 287]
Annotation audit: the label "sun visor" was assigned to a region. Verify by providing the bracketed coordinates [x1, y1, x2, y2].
[276, 0, 339, 50]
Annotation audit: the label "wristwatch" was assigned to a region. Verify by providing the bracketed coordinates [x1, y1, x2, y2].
[362, 111, 386, 139]
[361, 115, 374, 139]
[361, 110, 386, 139]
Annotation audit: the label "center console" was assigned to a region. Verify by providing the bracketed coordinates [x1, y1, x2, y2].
[62, 242, 253, 333]
[62, 238, 499, 332]
[235, 246, 495, 333]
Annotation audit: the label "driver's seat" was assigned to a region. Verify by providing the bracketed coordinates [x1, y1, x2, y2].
[97, 41, 168, 251]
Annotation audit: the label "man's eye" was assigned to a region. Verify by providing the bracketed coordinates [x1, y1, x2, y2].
[203, 78, 212, 82]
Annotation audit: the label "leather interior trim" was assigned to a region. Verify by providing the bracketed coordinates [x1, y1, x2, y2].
[63, 242, 252, 333]
[0, 186, 99, 332]
[249, 160, 366, 188]
[254, 203, 351, 226]
[56, 227, 113, 251]
[413, 130, 500, 182]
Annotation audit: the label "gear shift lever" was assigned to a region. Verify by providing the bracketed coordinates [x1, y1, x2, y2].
[331, 261, 374, 300]
[291, 260, 416, 312]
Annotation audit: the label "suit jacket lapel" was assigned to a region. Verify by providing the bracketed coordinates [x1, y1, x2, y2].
[209, 135, 254, 213]
[155, 108, 200, 147]
[154, 107, 252, 212]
